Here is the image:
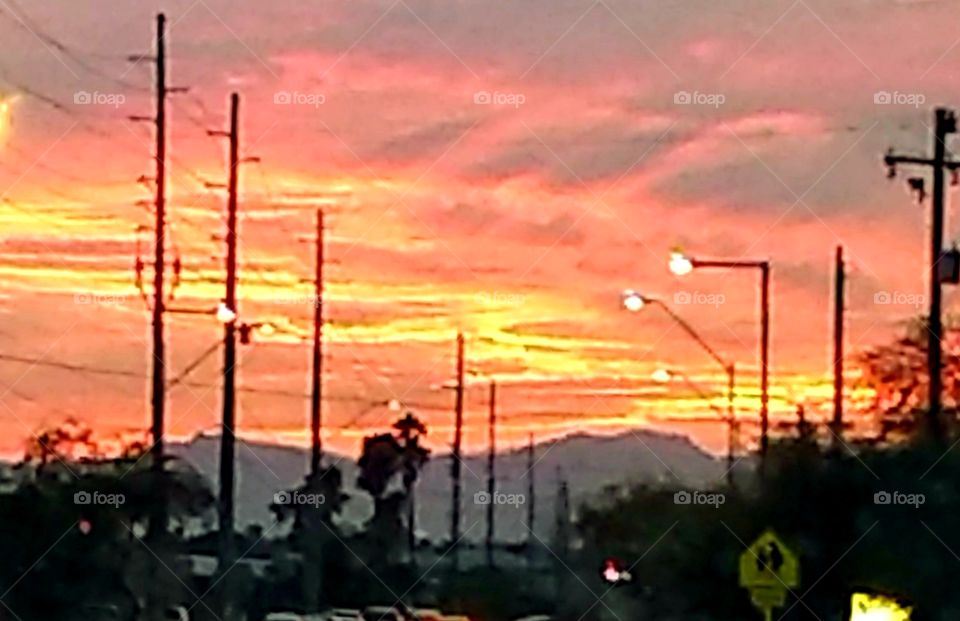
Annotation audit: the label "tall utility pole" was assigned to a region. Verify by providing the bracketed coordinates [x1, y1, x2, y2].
[885, 108, 960, 444]
[129, 13, 187, 476]
[553, 468, 570, 559]
[759, 262, 770, 456]
[127, 16, 190, 619]
[526, 433, 536, 565]
[832, 245, 845, 441]
[485, 380, 497, 568]
[553, 468, 571, 599]
[213, 93, 241, 619]
[450, 332, 465, 569]
[310, 209, 324, 475]
[150, 13, 168, 470]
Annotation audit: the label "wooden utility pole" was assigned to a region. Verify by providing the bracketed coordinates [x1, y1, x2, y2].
[553, 468, 571, 599]
[526, 433, 535, 556]
[832, 245, 845, 441]
[485, 380, 496, 567]
[726, 363, 736, 485]
[553, 467, 570, 559]
[214, 93, 240, 620]
[310, 209, 324, 475]
[129, 12, 186, 468]
[759, 262, 770, 456]
[885, 108, 960, 444]
[127, 15, 190, 619]
[450, 333, 465, 569]
[150, 13, 168, 470]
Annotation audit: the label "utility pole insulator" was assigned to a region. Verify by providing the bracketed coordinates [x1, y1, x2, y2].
[938, 248, 960, 284]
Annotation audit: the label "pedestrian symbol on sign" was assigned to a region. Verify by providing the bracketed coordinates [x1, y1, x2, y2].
[755, 540, 784, 574]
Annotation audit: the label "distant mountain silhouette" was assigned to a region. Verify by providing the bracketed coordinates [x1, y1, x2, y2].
[170, 429, 726, 543]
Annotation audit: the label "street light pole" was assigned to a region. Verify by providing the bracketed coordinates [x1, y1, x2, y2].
[667, 255, 772, 458]
[760, 261, 770, 456]
[622, 292, 737, 483]
[655, 367, 737, 477]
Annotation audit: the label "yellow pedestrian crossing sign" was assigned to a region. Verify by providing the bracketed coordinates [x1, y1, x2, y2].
[739, 529, 799, 588]
[739, 529, 800, 621]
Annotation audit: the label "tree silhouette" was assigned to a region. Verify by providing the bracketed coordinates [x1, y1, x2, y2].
[857, 316, 960, 440]
[271, 464, 347, 612]
[393, 412, 430, 555]
[0, 445, 214, 620]
[357, 412, 430, 562]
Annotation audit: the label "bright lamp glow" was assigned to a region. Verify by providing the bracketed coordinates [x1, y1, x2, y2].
[669, 252, 694, 276]
[258, 323, 276, 336]
[651, 368, 673, 384]
[0, 96, 14, 144]
[621, 290, 646, 312]
[850, 593, 912, 621]
[216, 303, 237, 323]
[601, 559, 631, 584]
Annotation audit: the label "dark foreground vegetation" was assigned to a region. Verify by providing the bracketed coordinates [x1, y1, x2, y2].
[4, 412, 960, 621]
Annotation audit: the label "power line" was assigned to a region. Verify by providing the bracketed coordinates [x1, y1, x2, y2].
[0, 2, 150, 93]
[0, 351, 373, 401]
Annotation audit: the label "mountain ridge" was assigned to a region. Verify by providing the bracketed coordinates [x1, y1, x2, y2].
[169, 427, 726, 542]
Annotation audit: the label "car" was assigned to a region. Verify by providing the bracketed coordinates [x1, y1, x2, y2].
[264, 613, 305, 621]
[409, 609, 443, 621]
[362, 606, 403, 621]
[164, 607, 189, 621]
[327, 609, 362, 621]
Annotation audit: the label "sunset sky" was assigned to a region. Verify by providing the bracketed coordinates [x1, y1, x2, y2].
[0, 0, 955, 458]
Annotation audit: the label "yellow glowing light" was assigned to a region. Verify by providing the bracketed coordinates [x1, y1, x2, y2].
[850, 593, 912, 621]
[0, 96, 14, 142]
[216, 303, 237, 323]
[669, 251, 694, 276]
[651, 368, 673, 383]
[622, 290, 646, 312]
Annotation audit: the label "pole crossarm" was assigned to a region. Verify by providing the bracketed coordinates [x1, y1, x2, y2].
[690, 258, 770, 270]
[884, 153, 960, 169]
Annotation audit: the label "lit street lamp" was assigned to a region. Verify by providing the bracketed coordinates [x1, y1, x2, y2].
[621, 290, 735, 413]
[621, 291, 737, 482]
[215, 302, 237, 323]
[650, 368, 673, 384]
[651, 366, 739, 482]
[668, 250, 772, 458]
